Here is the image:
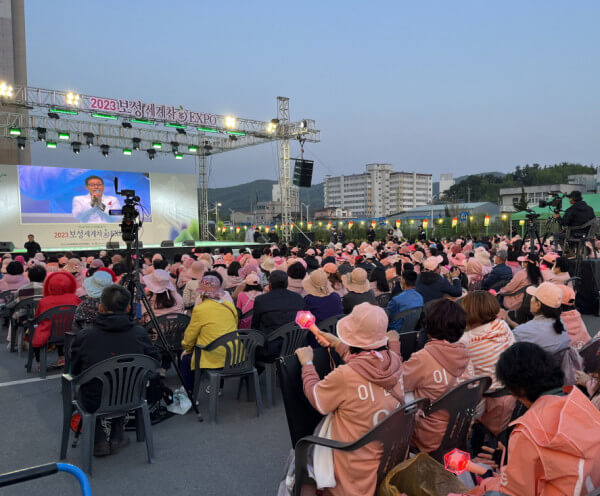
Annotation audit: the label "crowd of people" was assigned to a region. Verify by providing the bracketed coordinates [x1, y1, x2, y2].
[1, 231, 600, 495]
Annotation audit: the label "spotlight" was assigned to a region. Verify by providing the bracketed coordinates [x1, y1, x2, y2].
[16, 137, 26, 150]
[0, 81, 14, 98]
[147, 149, 156, 160]
[224, 116, 236, 129]
[9, 128, 21, 136]
[132, 137, 141, 150]
[58, 132, 70, 140]
[228, 134, 238, 141]
[300, 120, 308, 129]
[71, 141, 81, 154]
[100, 144, 110, 157]
[174, 153, 183, 160]
[152, 142, 162, 150]
[48, 111, 59, 119]
[188, 145, 198, 153]
[84, 132, 94, 147]
[46, 141, 57, 149]
[122, 122, 132, 129]
[66, 92, 80, 106]
[122, 148, 132, 156]
[266, 119, 278, 134]
[203, 142, 213, 153]
[176, 128, 186, 135]
[37, 127, 47, 141]
[170, 141, 179, 153]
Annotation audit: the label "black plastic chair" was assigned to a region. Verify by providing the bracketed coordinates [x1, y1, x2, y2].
[10, 296, 42, 354]
[426, 376, 492, 462]
[580, 338, 600, 374]
[0, 290, 17, 330]
[563, 218, 598, 274]
[60, 354, 159, 474]
[293, 398, 430, 496]
[398, 331, 419, 362]
[389, 306, 423, 333]
[376, 293, 392, 308]
[192, 329, 265, 422]
[27, 305, 77, 378]
[317, 314, 344, 336]
[257, 322, 308, 407]
[145, 313, 190, 354]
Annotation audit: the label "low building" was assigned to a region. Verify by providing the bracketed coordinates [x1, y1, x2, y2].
[314, 207, 353, 220]
[387, 202, 500, 222]
[568, 174, 596, 193]
[499, 184, 583, 212]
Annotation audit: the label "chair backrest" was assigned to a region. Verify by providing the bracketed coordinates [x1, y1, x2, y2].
[13, 296, 42, 320]
[73, 354, 159, 415]
[389, 307, 423, 332]
[146, 313, 190, 352]
[566, 217, 598, 240]
[376, 293, 392, 308]
[34, 305, 77, 344]
[267, 321, 308, 357]
[317, 314, 345, 336]
[398, 331, 419, 362]
[580, 338, 600, 374]
[202, 330, 264, 375]
[427, 376, 492, 462]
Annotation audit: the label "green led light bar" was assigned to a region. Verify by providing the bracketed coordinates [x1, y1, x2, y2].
[174, 153, 183, 159]
[9, 128, 21, 136]
[50, 108, 78, 115]
[166, 123, 186, 129]
[122, 148, 132, 156]
[152, 142, 162, 149]
[131, 118, 154, 125]
[227, 131, 246, 136]
[46, 141, 57, 149]
[92, 113, 118, 120]
[58, 132, 70, 140]
[188, 145, 198, 152]
[198, 127, 219, 133]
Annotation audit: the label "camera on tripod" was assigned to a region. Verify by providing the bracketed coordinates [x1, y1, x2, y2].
[109, 178, 143, 243]
[539, 192, 566, 211]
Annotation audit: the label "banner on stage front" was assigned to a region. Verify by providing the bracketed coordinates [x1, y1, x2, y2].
[18, 165, 151, 224]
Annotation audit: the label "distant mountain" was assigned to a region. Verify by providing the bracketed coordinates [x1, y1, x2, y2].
[208, 180, 324, 218]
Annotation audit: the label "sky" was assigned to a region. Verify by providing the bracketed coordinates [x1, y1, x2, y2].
[25, 0, 600, 188]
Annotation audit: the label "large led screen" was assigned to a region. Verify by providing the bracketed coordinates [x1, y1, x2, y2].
[18, 165, 152, 224]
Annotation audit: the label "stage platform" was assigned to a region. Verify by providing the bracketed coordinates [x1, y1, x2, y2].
[2, 241, 269, 262]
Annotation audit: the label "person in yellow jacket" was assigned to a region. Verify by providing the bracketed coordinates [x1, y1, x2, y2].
[180, 272, 238, 390]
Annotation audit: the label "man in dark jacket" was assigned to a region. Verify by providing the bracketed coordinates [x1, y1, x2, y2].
[24, 234, 41, 260]
[70, 284, 160, 457]
[557, 190, 595, 237]
[415, 259, 462, 303]
[482, 249, 513, 290]
[251, 271, 305, 359]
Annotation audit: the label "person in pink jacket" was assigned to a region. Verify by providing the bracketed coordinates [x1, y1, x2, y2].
[473, 342, 600, 496]
[499, 252, 543, 311]
[402, 298, 475, 453]
[295, 303, 404, 496]
[559, 285, 591, 350]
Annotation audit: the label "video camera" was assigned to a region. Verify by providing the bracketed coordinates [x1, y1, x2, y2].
[539, 192, 567, 211]
[109, 177, 142, 243]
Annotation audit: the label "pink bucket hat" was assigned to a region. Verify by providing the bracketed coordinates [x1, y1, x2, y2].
[526, 282, 562, 309]
[423, 256, 443, 271]
[337, 302, 389, 350]
[452, 253, 467, 267]
[143, 269, 176, 294]
[411, 251, 425, 263]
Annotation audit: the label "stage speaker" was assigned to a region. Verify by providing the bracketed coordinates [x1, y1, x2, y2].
[570, 259, 600, 315]
[293, 159, 314, 188]
[292, 232, 315, 247]
[137, 241, 143, 248]
[0, 241, 15, 252]
[182, 240, 196, 247]
[106, 241, 120, 249]
[160, 240, 174, 247]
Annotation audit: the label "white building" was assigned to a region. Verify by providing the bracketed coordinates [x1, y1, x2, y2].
[567, 174, 596, 193]
[324, 163, 432, 217]
[439, 173, 455, 197]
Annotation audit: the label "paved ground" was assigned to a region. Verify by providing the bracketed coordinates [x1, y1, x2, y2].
[1, 314, 598, 495]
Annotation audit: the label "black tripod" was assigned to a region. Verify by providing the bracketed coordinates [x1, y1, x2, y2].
[521, 211, 545, 256]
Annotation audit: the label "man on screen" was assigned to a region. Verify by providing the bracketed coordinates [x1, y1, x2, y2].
[72, 175, 121, 223]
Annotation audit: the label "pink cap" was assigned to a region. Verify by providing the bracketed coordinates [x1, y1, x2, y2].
[526, 282, 562, 309]
[336, 302, 389, 350]
[559, 285, 576, 306]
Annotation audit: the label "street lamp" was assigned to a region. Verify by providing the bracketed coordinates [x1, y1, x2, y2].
[214, 202, 222, 227]
[301, 202, 310, 225]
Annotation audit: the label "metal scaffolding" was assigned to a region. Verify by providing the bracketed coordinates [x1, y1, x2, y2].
[0, 84, 319, 240]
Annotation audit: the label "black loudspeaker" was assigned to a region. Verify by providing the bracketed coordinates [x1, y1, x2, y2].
[292, 232, 315, 247]
[293, 159, 314, 188]
[160, 240, 174, 247]
[137, 241, 143, 248]
[106, 241, 120, 249]
[182, 240, 196, 247]
[570, 259, 600, 315]
[0, 241, 15, 252]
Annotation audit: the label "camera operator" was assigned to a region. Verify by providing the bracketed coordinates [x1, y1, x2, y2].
[553, 191, 595, 237]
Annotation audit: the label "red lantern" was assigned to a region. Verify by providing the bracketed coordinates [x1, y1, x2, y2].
[235, 226, 240, 234]
[452, 217, 458, 228]
[371, 221, 376, 228]
[348, 221, 354, 229]
[395, 220, 401, 228]
[484, 215, 490, 227]
[307, 222, 312, 230]
[422, 219, 429, 229]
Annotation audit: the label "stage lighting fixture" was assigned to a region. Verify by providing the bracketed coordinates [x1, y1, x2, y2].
[9, 128, 21, 136]
[228, 135, 238, 141]
[36, 127, 47, 141]
[16, 137, 26, 150]
[84, 132, 94, 147]
[66, 92, 80, 106]
[147, 149, 156, 160]
[58, 132, 70, 141]
[122, 122, 132, 129]
[266, 119, 278, 133]
[152, 142, 162, 150]
[131, 118, 153, 125]
[122, 148, 132, 156]
[71, 141, 81, 154]
[49, 108, 78, 115]
[92, 113, 118, 120]
[100, 144, 110, 157]
[0, 81, 14, 98]
[132, 137, 141, 150]
[46, 141, 57, 149]
[198, 127, 218, 133]
[176, 128, 186, 135]
[224, 116, 236, 129]
[48, 111, 59, 119]
[174, 153, 183, 160]
[170, 141, 179, 153]
[188, 145, 198, 153]
[300, 120, 308, 129]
